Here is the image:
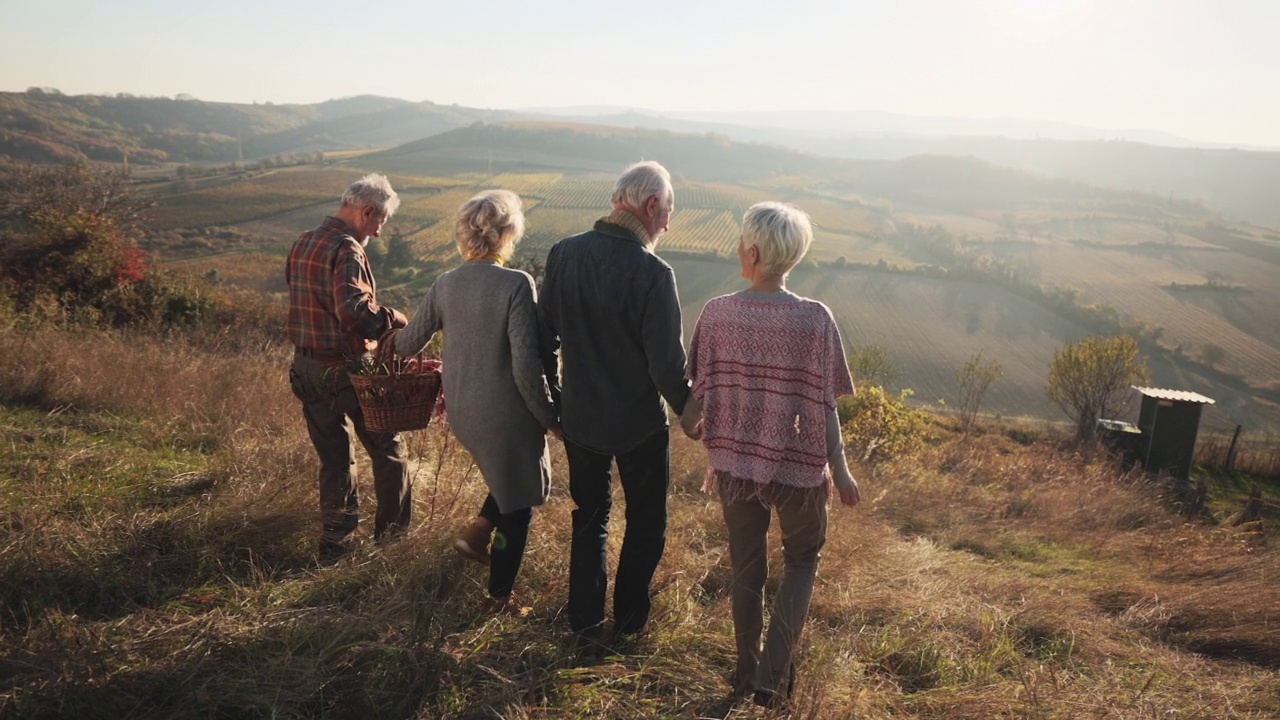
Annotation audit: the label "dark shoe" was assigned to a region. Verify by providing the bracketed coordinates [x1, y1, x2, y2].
[454, 521, 492, 565]
[572, 627, 610, 660]
[753, 689, 787, 710]
[318, 538, 352, 563]
[729, 676, 755, 700]
[374, 523, 406, 546]
[752, 667, 795, 710]
[607, 623, 645, 654]
[484, 593, 533, 618]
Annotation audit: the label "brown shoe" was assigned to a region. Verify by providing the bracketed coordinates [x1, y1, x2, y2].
[454, 521, 492, 565]
[484, 594, 532, 618]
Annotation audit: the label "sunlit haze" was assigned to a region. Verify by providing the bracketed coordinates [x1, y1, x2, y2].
[2, 0, 1277, 147]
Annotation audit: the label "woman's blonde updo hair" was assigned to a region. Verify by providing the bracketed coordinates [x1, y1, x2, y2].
[455, 189, 526, 261]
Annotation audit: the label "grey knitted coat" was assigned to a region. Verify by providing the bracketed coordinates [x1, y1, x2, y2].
[394, 261, 558, 514]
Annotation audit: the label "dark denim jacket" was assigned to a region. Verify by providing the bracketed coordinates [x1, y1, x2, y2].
[539, 219, 691, 455]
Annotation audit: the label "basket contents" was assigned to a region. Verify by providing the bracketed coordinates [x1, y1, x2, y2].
[348, 357, 442, 432]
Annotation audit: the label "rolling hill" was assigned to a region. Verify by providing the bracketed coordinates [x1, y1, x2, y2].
[0, 90, 518, 165]
[127, 120, 1279, 435]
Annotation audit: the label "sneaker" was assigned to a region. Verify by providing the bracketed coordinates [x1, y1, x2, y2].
[454, 521, 492, 565]
[484, 594, 533, 618]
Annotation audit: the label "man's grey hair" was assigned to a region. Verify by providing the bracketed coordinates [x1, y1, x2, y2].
[341, 173, 400, 217]
[611, 161, 673, 210]
[742, 202, 812, 277]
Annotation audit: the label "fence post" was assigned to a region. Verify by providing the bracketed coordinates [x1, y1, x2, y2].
[1224, 424, 1243, 472]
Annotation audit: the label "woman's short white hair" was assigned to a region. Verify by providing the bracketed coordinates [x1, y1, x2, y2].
[612, 161, 673, 210]
[341, 173, 400, 217]
[741, 202, 812, 277]
[455, 189, 525, 261]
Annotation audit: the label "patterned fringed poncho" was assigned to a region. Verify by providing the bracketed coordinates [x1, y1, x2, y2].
[688, 291, 854, 488]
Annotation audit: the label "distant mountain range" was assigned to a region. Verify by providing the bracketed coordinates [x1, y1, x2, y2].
[521, 106, 1240, 149]
[2, 90, 1278, 224]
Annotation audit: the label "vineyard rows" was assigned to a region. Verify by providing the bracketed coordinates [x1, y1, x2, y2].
[520, 208, 602, 254]
[539, 182, 612, 208]
[148, 168, 360, 230]
[406, 221, 459, 264]
[801, 270, 1084, 418]
[662, 209, 740, 256]
[791, 197, 881, 236]
[1018, 244, 1280, 385]
[486, 173, 563, 196]
[808, 230, 919, 268]
[673, 183, 759, 213]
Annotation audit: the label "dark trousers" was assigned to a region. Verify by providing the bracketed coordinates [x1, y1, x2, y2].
[479, 495, 533, 598]
[566, 429, 670, 634]
[290, 354, 411, 543]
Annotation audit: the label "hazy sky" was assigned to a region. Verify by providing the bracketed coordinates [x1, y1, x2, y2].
[3, 0, 1277, 147]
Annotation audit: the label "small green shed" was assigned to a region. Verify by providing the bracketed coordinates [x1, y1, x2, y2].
[1132, 386, 1215, 481]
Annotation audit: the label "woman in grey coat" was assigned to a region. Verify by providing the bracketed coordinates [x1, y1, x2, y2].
[388, 189, 560, 614]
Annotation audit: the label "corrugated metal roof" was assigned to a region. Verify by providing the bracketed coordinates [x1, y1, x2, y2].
[1131, 386, 1216, 404]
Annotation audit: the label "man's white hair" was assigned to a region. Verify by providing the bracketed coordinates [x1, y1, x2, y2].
[341, 173, 400, 217]
[742, 202, 812, 277]
[611, 161, 673, 210]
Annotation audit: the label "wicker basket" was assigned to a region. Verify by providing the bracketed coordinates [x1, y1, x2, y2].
[350, 369, 441, 432]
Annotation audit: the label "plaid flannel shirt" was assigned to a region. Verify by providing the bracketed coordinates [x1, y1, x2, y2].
[286, 216, 401, 357]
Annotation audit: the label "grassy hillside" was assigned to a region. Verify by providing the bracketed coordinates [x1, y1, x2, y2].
[0, 325, 1276, 718]
[0, 91, 516, 165]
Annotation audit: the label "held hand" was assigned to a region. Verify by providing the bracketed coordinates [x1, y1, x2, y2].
[684, 419, 704, 441]
[374, 328, 399, 365]
[390, 308, 408, 329]
[679, 394, 703, 440]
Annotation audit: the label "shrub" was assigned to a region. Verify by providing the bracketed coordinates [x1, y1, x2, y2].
[1046, 335, 1149, 442]
[955, 351, 1002, 433]
[838, 383, 928, 464]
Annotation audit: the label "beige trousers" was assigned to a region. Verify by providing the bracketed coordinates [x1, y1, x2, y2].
[718, 474, 827, 699]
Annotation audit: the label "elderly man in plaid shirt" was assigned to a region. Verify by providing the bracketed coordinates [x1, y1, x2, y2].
[286, 173, 410, 559]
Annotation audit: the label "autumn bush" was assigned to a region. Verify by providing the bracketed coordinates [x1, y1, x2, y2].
[838, 382, 930, 465]
[0, 161, 271, 337]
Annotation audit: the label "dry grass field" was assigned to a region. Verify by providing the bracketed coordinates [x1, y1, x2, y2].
[0, 325, 1276, 719]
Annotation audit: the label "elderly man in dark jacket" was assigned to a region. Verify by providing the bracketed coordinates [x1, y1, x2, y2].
[539, 160, 700, 651]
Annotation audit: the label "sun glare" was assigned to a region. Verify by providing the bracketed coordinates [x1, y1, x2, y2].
[1007, 0, 1083, 16]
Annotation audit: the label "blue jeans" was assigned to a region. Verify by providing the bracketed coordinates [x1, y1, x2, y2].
[565, 429, 670, 634]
